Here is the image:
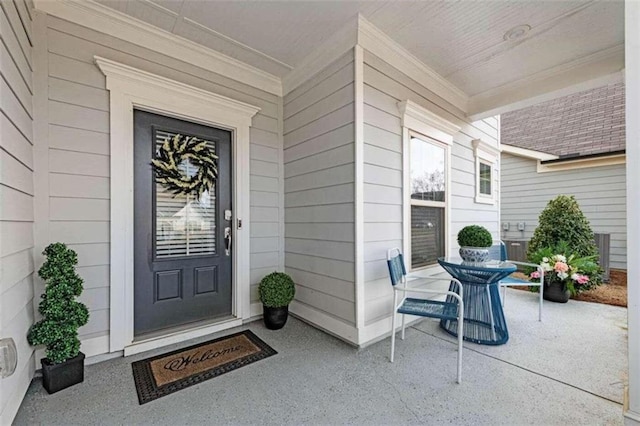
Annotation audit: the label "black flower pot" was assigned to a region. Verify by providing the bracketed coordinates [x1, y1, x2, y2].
[263, 305, 289, 330]
[543, 281, 571, 303]
[41, 352, 85, 394]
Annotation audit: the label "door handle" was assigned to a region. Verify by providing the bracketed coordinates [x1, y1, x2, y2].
[224, 227, 231, 256]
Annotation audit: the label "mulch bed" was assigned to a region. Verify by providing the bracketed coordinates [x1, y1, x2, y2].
[574, 269, 627, 307]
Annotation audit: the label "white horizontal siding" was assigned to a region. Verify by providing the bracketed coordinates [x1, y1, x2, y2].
[284, 51, 356, 327]
[38, 14, 284, 343]
[361, 50, 500, 327]
[501, 153, 627, 269]
[0, 2, 33, 424]
[0, 113, 32, 169]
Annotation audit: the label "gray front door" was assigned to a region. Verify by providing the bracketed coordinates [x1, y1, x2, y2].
[134, 110, 232, 336]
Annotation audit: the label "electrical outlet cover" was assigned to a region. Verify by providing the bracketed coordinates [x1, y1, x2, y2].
[0, 338, 18, 378]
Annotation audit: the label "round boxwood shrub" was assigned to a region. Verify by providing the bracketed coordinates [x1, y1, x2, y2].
[259, 272, 295, 308]
[527, 195, 599, 260]
[27, 243, 89, 364]
[457, 225, 493, 248]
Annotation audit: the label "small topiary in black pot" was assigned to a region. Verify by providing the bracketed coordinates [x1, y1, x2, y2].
[259, 272, 295, 330]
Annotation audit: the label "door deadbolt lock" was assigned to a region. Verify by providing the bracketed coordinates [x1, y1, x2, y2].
[224, 210, 232, 221]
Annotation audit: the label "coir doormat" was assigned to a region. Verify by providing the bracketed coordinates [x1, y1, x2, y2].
[131, 330, 276, 404]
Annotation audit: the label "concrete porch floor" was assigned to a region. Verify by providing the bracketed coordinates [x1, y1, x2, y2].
[14, 289, 627, 425]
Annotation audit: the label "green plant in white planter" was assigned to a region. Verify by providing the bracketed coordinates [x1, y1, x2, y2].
[259, 272, 295, 330]
[457, 225, 493, 263]
[28, 243, 89, 394]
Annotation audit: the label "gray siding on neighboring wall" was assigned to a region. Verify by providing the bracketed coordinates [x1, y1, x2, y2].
[39, 15, 283, 344]
[0, 0, 34, 423]
[361, 50, 500, 326]
[501, 153, 627, 270]
[283, 52, 356, 326]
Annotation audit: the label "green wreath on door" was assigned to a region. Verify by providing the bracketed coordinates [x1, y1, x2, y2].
[151, 133, 218, 200]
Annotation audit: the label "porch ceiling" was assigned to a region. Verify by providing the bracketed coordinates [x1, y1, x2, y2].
[93, 0, 624, 116]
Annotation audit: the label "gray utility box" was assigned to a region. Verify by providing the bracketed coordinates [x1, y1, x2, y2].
[503, 233, 610, 282]
[502, 240, 529, 263]
[594, 233, 611, 282]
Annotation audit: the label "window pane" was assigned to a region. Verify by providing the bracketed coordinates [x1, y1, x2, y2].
[411, 205, 445, 268]
[155, 130, 217, 258]
[479, 162, 491, 195]
[411, 137, 445, 202]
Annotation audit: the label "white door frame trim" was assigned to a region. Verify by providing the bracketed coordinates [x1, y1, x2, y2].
[95, 56, 260, 353]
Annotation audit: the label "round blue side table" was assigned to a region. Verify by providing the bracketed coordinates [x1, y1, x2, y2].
[437, 257, 517, 345]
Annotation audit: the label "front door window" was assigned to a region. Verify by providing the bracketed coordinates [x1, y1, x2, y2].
[154, 130, 217, 258]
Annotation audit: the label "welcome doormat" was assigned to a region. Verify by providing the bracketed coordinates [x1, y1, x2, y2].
[131, 330, 277, 404]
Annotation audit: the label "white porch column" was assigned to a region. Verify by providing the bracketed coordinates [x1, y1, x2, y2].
[626, 1, 640, 424]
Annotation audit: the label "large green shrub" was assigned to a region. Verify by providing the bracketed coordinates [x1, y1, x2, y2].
[27, 243, 89, 364]
[457, 225, 493, 248]
[527, 195, 599, 259]
[259, 272, 295, 308]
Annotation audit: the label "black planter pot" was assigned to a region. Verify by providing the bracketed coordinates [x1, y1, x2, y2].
[41, 352, 85, 394]
[263, 305, 289, 330]
[543, 281, 571, 303]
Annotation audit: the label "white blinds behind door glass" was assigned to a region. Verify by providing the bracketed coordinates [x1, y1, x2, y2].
[155, 130, 217, 258]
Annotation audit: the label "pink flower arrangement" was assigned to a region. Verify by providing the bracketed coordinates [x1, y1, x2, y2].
[554, 262, 569, 273]
[530, 251, 598, 296]
[529, 245, 600, 296]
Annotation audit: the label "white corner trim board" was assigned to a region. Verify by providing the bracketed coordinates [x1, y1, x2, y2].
[34, 0, 282, 96]
[353, 45, 365, 330]
[95, 56, 259, 354]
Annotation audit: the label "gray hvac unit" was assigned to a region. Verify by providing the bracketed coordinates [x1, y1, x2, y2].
[502, 240, 528, 263]
[504, 235, 610, 282]
[594, 233, 611, 282]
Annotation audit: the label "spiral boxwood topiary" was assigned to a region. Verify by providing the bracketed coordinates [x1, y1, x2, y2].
[457, 225, 493, 248]
[259, 272, 295, 308]
[27, 243, 89, 364]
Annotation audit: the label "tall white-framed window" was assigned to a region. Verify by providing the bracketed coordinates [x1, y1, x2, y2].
[410, 133, 448, 269]
[472, 139, 499, 205]
[398, 100, 460, 271]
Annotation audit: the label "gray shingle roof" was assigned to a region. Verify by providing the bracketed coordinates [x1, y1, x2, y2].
[501, 82, 625, 157]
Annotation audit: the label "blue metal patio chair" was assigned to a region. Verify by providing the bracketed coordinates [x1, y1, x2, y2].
[488, 241, 544, 321]
[387, 248, 464, 383]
